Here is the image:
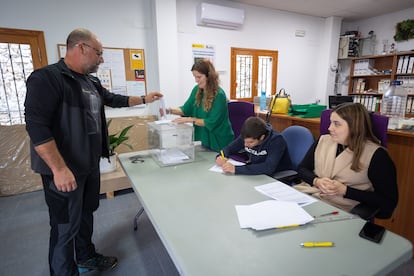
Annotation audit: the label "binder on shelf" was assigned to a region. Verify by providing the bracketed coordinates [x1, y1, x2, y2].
[407, 56, 414, 74]
[367, 96, 374, 111]
[407, 97, 413, 114]
[396, 56, 404, 74]
[401, 56, 410, 74]
[375, 97, 381, 112]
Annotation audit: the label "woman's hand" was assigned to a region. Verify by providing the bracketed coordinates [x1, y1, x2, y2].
[172, 117, 194, 124]
[315, 177, 347, 197]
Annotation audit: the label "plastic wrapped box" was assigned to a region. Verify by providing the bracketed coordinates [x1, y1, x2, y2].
[147, 121, 195, 166]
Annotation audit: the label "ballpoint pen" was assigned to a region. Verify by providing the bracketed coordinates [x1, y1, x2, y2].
[314, 211, 339, 218]
[300, 241, 334, 248]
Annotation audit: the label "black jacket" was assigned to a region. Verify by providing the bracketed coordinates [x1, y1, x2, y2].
[25, 59, 129, 175]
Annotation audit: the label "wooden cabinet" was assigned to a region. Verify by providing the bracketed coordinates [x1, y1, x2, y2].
[348, 51, 414, 117]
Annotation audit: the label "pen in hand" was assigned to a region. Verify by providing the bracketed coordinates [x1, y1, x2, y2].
[220, 150, 227, 162]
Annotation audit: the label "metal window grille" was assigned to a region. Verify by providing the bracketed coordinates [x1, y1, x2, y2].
[235, 54, 273, 99]
[236, 54, 252, 98]
[258, 56, 273, 95]
[0, 43, 34, 125]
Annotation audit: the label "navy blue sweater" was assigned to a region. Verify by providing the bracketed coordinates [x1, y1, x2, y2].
[221, 124, 292, 176]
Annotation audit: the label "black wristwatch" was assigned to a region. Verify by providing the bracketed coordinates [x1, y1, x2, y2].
[141, 95, 146, 104]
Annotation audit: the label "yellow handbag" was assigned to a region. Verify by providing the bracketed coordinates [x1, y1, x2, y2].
[269, 89, 291, 114]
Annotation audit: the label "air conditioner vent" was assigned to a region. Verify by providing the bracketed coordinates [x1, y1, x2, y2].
[196, 3, 245, 30]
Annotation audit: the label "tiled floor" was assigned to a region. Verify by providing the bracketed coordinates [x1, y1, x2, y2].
[0, 189, 179, 276]
[0, 189, 413, 276]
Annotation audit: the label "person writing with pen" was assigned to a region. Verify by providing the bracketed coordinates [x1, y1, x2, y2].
[216, 116, 291, 176]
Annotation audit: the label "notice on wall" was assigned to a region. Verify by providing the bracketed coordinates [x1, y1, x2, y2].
[99, 48, 127, 95]
[130, 49, 144, 70]
[192, 43, 215, 64]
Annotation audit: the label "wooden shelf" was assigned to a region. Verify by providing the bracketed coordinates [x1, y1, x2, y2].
[347, 51, 414, 115]
[348, 51, 414, 94]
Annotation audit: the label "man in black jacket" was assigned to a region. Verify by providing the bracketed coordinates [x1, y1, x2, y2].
[25, 28, 162, 276]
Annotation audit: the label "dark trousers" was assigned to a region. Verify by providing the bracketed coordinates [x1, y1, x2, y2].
[41, 168, 100, 276]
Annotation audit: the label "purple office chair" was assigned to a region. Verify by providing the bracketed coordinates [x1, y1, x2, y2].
[319, 109, 390, 220]
[228, 100, 255, 139]
[319, 109, 389, 147]
[227, 100, 255, 162]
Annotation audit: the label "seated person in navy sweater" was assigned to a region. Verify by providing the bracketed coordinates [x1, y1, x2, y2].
[215, 116, 292, 176]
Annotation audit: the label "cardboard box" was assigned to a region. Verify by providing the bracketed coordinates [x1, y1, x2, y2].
[0, 124, 42, 196]
[0, 116, 156, 196]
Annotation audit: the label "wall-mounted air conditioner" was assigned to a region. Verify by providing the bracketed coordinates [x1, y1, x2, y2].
[196, 3, 245, 30]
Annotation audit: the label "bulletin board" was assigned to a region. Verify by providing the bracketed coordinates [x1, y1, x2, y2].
[58, 44, 147, 97]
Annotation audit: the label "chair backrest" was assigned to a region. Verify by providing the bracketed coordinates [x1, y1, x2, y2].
[281, 126, 314, 170]
[228, 100, 255, 139]
[319, 109, 389, 147]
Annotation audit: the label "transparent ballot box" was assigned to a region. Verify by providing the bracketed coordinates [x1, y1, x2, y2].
[147, 121, 195, 166]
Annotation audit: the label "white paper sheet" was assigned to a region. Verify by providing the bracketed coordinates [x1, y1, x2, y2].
[255, 181, 317, 206]
[209, 159, 246, 173]
[235, 200, 314, 230]
[160, 98, 167, 120]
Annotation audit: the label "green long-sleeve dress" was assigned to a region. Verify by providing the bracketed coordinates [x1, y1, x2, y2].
[180, 85, 234, 151]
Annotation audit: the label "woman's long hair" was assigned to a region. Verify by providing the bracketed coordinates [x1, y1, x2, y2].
[191, 59, 219, 112]
[332, 102, 380, 171]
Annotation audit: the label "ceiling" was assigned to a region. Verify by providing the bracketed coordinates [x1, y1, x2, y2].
[227, 0, 414, 21]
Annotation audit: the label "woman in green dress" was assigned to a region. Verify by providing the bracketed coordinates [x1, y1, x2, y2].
[165, 60, 234, 151]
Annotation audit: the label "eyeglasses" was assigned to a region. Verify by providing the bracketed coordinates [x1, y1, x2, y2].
[78, 43, 103, 57]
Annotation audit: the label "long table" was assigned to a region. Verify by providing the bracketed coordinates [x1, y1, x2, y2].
[259, 111, 414, 254]
[119, 149, 412, 276]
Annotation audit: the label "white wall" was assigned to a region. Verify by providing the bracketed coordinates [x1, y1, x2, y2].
[336, 7, 414, 96]
[2, 0, 413, 113]
[0, 0, 160, 117]
[342, 7, 414, 55]
[175, 0, 330, 106]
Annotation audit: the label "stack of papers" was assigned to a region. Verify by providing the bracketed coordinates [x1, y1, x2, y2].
[156, 149, 190, 165]
[255, 181, 317, 206]
[235, 200, 314, 230]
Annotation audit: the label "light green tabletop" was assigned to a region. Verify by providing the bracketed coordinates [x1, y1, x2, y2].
[119, 149, 412, 276]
